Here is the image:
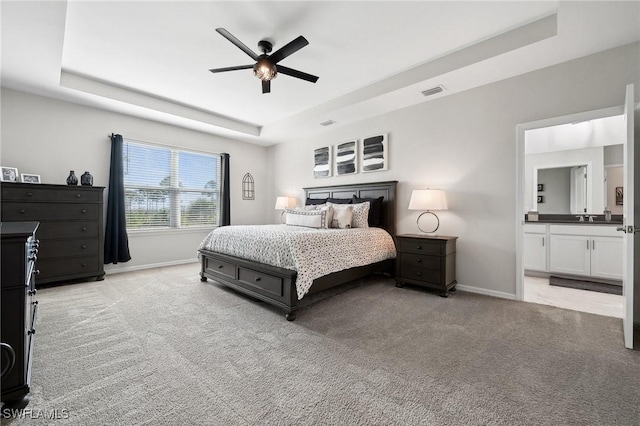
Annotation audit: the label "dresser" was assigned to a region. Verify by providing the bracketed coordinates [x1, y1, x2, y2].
[1, 221, 39, 407]
[395, 234, 457, 297]
[1, 183, 105, 285]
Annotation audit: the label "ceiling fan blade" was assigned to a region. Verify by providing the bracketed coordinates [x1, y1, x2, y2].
[277, 65, 319, 83]
[269, 36, 309, 64]
[215, 28, 259, 61]
[209, 65, 254, 74]
[262, 80, 271, 94]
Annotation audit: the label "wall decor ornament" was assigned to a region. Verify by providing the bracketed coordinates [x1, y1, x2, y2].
[66, 170, 78, 185]
[313, 146, 332, 178]
[537, 195, 544, 203]
[242, 173, 255, 200]
[361, 133, 388, 172]
[335, 140, 358, 176]
[616, 186, 623, 205]
[81, 171, 94, 186]
[537, 184, 544, 192]
[1, 166, 19, 182]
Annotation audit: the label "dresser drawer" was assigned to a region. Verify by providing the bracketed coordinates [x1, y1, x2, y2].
[398, 265, 442, 284]
[1, 185, 54, 202]
[397, 238, 447, 256]
[2, 202, 100, 221]
[36, 256, 101, 281]
[36, 222, 99, 239]
[398, 253, 440, 269]
[38, 239, 98, 259]
[238, 267, 283, 297]
[54, 189, 103, 202]
[204, 257, 236, 280]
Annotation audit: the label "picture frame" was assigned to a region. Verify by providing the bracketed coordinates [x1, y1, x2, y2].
[21, 173, 41, 184]
[1, 166, 19, 182]
[616, 186, 623, 206]
[537, 195, 544, 203]
[537, 184, 544, 192]
[313, 146, 332, 178]
[361, 133, 388, 172]
[335, 140, 358, 176]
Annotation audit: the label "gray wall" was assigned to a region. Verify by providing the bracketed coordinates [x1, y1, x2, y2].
[0, 89, 269, 273]
[537, 167, 571, 214]
[268, 42, 640, 299]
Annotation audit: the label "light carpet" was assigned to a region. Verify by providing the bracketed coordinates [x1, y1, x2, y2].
[4, 263, 639, 425]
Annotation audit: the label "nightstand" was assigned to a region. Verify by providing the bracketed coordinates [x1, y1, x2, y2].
[395, 234, 457, 297]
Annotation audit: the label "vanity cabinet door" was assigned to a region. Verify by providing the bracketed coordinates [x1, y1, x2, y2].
[549, 234, 590, 276]
[590, 236, 623, 280]
[523, 233, 547, 271]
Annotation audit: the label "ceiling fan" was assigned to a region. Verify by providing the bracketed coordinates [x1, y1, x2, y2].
[209, 28, 319, 94]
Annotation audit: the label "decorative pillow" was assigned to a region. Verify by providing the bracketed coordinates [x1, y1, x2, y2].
[305, 197, 328, 205]
[352, 196, 384, 227]
[327, 198, 352, 204]
[330, 205, 353, 229]
[327, 201, 370, 228]
[285, 208, 328, 229]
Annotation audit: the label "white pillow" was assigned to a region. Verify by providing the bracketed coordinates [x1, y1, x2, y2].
[285, 206, 333, 229]
[331, 205, 353, 229]
[327, 201, 370, 228]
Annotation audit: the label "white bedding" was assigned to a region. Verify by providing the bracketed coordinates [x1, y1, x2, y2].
[198, 224, 396, 299]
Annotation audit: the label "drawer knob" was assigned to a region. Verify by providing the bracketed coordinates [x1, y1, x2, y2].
[81, 227, 87, 232]
[19, 209, 26, 214]
[26, 192, 32, 197]
[81, 209, 87, 214]
[416, 258, 422, 263]
[34, 269, 40, 275]
[32, 301, 38, 305]
[217, 265, 224, 269]
[255, 277, 261, 282]
[27, 328, 36, 335]
[416, 245, 422, 250]
[28, 289, 37, 296]
[76, 194, 81, 198]
[81, 245, 87, 249]
[28, 255, 37, 262]
[416, 272, 422, 277]
[81, 262, 87, 267]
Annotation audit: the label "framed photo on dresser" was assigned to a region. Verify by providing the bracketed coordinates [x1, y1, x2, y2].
[21, 173, 41, 184]
[1, 166, 19, 182]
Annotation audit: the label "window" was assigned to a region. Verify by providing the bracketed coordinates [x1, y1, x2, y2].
[122, 139, 221, 230]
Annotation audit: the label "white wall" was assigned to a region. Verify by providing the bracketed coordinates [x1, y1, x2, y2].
[0, 88, 269, 273]
[268, 42, 640, 298]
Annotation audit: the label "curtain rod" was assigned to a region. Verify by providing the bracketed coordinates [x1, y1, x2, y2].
[108, 134, 221, 157]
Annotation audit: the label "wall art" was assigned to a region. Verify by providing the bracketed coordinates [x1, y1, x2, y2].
[313, 146, 332, 178]
[1, 166, 19, 182]
[335, 140, 358, 176]
[361, 133, 388, 172]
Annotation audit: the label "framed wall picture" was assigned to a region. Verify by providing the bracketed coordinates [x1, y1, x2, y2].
[537, 184, 544, 192]
[537, 195, 544, 203]
[616, 186, 623, 205]
[335, 140, 358, 176]
[361, 133, 388, 172]
[1, 166, 19, 182]
[21, 173, 41, 184]
[313, 146, 332, 178]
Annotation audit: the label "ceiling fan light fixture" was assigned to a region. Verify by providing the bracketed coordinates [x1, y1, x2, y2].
[254, 58, 277, 81]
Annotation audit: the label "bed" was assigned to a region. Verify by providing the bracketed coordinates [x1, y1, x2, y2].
[198, 181, 398, 320]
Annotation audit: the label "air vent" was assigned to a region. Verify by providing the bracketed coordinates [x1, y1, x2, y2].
[320, 119, 336, 127]
[421, 85, 444, 97]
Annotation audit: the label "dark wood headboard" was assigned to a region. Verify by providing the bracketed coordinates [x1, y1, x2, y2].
[304, 181, 398, 235]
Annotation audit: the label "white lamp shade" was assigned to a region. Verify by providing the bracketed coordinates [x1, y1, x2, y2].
[408, 189, 448, 211]
[275, 196, 296, 210]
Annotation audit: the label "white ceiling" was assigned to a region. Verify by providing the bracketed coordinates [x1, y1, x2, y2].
[2, 1, 639, 146]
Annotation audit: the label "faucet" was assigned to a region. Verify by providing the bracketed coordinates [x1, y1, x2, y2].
[576, 215, 585, 222]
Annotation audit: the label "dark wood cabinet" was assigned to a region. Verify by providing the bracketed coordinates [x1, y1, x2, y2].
[395, 234, 457, 297]
[1, 221, 39, 407]
[1, 183, 105, 285]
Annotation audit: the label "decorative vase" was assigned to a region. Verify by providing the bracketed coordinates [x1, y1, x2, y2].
[66, 170, 78, 186]
[81, 171, 93, 186]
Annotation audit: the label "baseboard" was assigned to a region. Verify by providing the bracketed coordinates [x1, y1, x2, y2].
[455, 284, 517, 300]
[105, 259, 199, 275]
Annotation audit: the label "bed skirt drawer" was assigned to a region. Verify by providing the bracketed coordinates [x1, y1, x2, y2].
[204, 257, 236, 280]
[238, 267, 283, 298]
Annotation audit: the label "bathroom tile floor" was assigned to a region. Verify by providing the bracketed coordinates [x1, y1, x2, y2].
[524, 276, 624, 318]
